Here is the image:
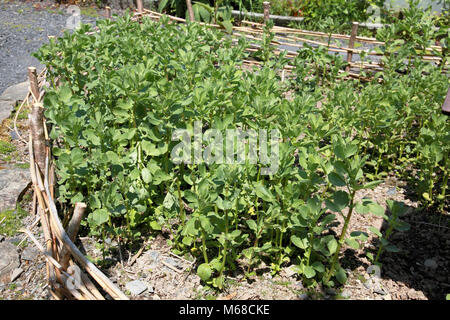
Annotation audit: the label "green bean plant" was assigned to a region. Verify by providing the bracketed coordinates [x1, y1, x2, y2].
[33, 7, 448, 293]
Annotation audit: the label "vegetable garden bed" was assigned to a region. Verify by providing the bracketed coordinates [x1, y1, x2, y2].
[24, 4, 449, 300]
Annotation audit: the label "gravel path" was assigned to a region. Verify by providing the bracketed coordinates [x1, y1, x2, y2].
[0, 0, 98, 94]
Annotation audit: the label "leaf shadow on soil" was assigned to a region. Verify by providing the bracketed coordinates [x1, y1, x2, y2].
[340, 200, 449, 300]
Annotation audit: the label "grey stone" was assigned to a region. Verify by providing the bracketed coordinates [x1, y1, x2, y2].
[10, 267, 23, 282]
[363, 279, 372, 289]
[298, 293, 309, 300]
[141, 250, 160, 268]
[387, 187, 397, 195]
[424, 258, 438, 269]
[125, 280, 148, 295]
[21, 246, 39, 261]
[341, 290, 351, 299]
[0, 81, 29, 102]
[295, 281, 304, 290]
[0, 242, 20, 284]
[9, 130, 20, 140]
[373, 284, 387, 295]
[5, 237, 22, 245]
[164, 257, 179, 268]
[283, 265, 297, 278]
[0, 100, 14, 124]
[0, 167, 31, 212]
[325, 287, 337, 295]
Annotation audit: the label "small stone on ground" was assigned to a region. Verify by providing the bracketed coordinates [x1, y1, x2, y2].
[125, 280, 148, 296]
[424, 259, 438, 269]
[21, 246, 39, 261]
[0, 242, 20, 284]
[0, 167, 31, 212]
[10, 267, 23, 282]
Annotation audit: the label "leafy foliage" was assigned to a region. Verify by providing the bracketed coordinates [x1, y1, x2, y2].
[34, 8, 448, 290]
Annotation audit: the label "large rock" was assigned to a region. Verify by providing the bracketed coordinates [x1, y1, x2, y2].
[0, 81, 29, 123]
[0, 100, 14, 124]
[0, 167, 31, 212]
[0, 81, 29, 103]
[0, 242, 20, 284]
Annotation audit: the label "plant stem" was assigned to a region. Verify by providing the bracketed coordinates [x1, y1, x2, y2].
[201, 230, 208, 264]
[220, 207, 229, 277]
[438, 155, 448, 213]
[324, 189, 356, 284]
[177, 177, 185, 227]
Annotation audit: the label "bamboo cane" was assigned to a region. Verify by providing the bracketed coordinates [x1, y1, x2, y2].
[346, 22, 359, 72]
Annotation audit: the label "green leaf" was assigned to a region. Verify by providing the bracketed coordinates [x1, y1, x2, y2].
[197, 263, 212, 281]
[183, 174, 194, 185]
[58, 86, 72, 103]
[291, 235, 308, 250]
[246, 219, 257, 232]
[345, 237, 360, 250]
[335, 266, 347, 284]
[199, 215, 213, 233]
[394, 221, 410, 232]
[141, 168, 152, 184]
[422, 192, 431, 201]
[362, 180, 383, 189]
[219, 20, 233, 33]
[368, 203, 386, 217]
[350, 231, 368, 242]
[385, 244, 400, 252]
[303, 266, 316, 279]
[158, 0, 169, 12]
[311, 261, 325, 273]
[333, 143, 346, 160]
[183, 217, 199, 236]
[326, 190, 349, 212]
[328, 172, 346, 187]
[149, 220, 161, 231]
[327, 238, 338, 254]
[92, 209, 109, 226]
[117, 99, 133, 110]
[142, 140, 168, 157]
[163, 192, 175, 209]
[182, 236, 193, 246]
[153, 170, 171, 185]
[106, 151, 121, 165]
[255, 185, 274, 202]
[368, 226, 382, 237]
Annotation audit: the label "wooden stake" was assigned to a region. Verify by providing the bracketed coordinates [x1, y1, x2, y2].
[137, 0, 143, 14]
[60, 203, 87, 270]
[186, 0, 195, 22]
[28, 135, 56, 290]
[30, 103, 46, 172]
[442, 87, 450, 115]
[79, 269, 105, 300]
[28, 67, 39, 103]
[263, 2, 270, 24]
[105, 6, 111, 19]
[346, 22, 359, 72]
